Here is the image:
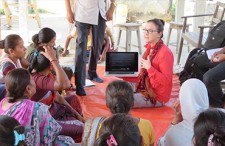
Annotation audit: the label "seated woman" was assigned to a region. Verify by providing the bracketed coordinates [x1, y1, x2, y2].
[0, 115, 26, 146]
[134, 18, 174, 108]
[28, 27, 84, 142]
[194, 47, 225, 108]
[194, 108, 225, 146]
[94, 113, 142, 146]
[0, 34, 27, 100]
[157, 79, 209, 146]
[0, 68, 75, 145]
[82, 80, 154, 146]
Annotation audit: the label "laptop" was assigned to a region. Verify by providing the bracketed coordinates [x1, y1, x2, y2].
[104, 52, 139, 77]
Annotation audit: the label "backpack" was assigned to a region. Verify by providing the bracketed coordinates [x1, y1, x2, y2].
[204, 20, 225, 49]
[179, 48, 208, 85]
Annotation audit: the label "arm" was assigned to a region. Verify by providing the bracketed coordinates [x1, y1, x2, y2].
[20, 57, 30, 68]
[65, 0, 75, 23]
[42, 46, 71, 90]
[106, 0, 116, 21]
[105, 27, 115, 47]
[55, 92, 84, 122]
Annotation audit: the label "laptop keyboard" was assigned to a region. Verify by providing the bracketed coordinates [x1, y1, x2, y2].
[108, 71, 135, 74]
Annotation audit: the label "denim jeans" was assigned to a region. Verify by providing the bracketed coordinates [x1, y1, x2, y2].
[75, 14, 106, 87]
[195, 54, 225, 107]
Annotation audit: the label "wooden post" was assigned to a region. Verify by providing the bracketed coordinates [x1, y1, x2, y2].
[19, 0, 29, 45]
[175, 0, 185, 23]
[193, 0, 206, 33]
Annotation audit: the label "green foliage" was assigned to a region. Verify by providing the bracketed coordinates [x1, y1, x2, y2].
[28, 8, 51, 14]
[172, 2, 176, 20]
[0, 8, 5, 15]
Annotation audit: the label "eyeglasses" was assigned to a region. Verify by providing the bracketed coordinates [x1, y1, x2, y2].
[142, 29, 159, 34]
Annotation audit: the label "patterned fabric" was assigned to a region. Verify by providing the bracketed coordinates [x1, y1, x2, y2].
[49, 95, 84, 142]
[31, 71, 84, 142]
[0, 56, 22, 84]
[0, 99, 75, 146]
[136, 40, 164, 104]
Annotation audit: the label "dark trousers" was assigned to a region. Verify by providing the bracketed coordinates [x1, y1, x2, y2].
[195, 54, 225, 107]
[75, 14, 106, 87]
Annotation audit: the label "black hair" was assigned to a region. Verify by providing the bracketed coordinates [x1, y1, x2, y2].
[194, 108, 225, 146]
[62, 67, 73, 81]
[106, 80, 134, 114]
[28, 27, 57, 73]
[5, 68, 31, 103]
[147, 18, 165, 38]
[94, 113, 142, 146]
[0, 34, 22, 54]
[27, 50, 50, 73]
[0, 115, 26, 146]
[32, 27, 56, 48]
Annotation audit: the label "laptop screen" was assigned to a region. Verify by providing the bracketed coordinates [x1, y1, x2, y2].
[106, 52, 138, 72]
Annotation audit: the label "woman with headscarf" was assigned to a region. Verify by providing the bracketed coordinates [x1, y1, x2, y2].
[157, 79, 209, 146]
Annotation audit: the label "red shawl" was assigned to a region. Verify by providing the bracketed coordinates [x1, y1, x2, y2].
[136, 40, 163, 103]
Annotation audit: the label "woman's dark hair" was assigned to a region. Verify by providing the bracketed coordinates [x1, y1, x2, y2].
[28, 27, 56, 73]
[0, 34, 22, 54]
[32, 27, 56, 47]
[147, 18, 165, 38]
[194, 109, 225, 146]
[0, 115, 26, 146]
[106, 80, 134, 114]
[94, 113, 142, 146]
[5, 68, 31, 103]
[28, 51, 50, 73]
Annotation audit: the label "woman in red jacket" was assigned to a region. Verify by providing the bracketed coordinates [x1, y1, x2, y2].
[134, 18, 174, 108]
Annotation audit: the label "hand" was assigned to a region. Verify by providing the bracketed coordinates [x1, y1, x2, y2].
[171, 100, 183, 125]
[72, 109, 85, 122]
[212, 54, 225, 63]
[140, 55, 151, 70]
[66, 11, 75, 24]
[211, 51, 223, 62]
[41, 46, 57, 61]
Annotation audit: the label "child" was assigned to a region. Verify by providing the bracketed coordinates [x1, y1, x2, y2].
[61, 26, 115, 61]
[194, 108, 225, 146]
[61, 26, 92, 57]
[94, 113, 142, 146]
[0, 115, 26, 146]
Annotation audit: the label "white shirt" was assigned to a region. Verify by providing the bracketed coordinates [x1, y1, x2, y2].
[75, 0, 108, 25]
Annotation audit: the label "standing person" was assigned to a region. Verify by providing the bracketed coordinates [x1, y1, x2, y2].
[134, 18, 174, 108]
[65, 0, 116, 96]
